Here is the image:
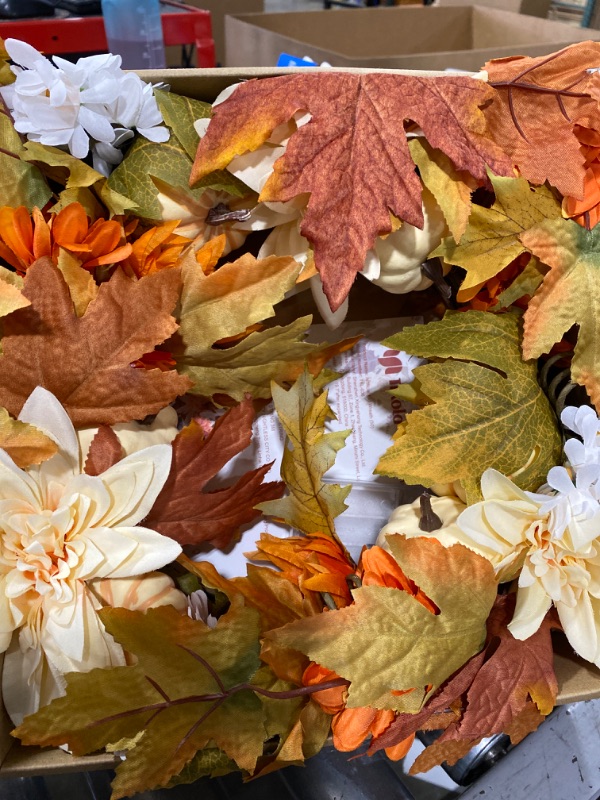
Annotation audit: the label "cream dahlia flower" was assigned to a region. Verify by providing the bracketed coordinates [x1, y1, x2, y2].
[0, 388, 181, 724]
[455, 468, 600, 666]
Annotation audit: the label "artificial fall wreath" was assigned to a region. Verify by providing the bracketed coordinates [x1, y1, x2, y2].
[0, 34, 599, 799]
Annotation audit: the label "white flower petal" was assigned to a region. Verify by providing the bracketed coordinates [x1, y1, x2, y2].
[508, 580, 552, 640]
[19, 387, 80, 473]
[82, 526, 181, 579]
[96, 444, 172, 527]
[557, 591, 600, 665]
[138, 125, 170, 143]
[5, 38, 45, 70]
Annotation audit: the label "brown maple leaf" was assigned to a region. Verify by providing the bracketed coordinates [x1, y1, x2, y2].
[145, 397, 284, 550]
[484, 42, 600, 200]
[83, 426, 123, 476]
[369, 594, 558, 768]
[191, 73, 511, 310]
[0, 258, 191, 427]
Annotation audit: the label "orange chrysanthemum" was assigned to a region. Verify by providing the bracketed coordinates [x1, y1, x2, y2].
[249, 532, 356, 607]
[359, 546, 439, 615]
[563, 126, 600, 228]
[0, 203, 132, 274]
[52, 203, 132, 269]
[124, 220, 189, 278]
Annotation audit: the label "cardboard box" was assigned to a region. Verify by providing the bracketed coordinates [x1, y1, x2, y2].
[2, 64, 600, 777]
[436, 0, 551, 19]
[224, 7, 600, 71]
[165, 0, 264, 67]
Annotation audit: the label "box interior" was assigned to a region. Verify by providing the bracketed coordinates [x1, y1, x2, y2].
[2, 63, 600, 777]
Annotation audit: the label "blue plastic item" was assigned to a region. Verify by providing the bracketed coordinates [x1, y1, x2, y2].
[101, 0, 166, 70]
[276, 53, 319, 67]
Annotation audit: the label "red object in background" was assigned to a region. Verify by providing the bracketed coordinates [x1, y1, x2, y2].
[0, 0, 215, 67]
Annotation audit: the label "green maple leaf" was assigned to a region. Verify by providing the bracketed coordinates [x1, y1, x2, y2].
[0, 116, 51, 210]
[433, 173, 561, 295]
[258, 368, 351, 542]
[269, 535, 496, 711]
[376, 310, 562, 501]
[108, 91, 245, 220]
[521, 218, 600, 411]
[14, 600, 267, 800]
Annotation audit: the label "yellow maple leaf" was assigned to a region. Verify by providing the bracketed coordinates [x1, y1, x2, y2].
[409, 138, 476, 244]
[0, 406, 57, 467]
[268, 535, 496, 711]
[258, 369, 351, 544]
[433, 173, 561, 296]
[521, 218, 600, 410]
[173, 255, 358, 402]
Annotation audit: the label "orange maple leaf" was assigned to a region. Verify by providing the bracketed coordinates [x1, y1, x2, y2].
[0, 257, 191, 426]
[191, 73, 511, 310]
[484, 43, 600, 200]
[145, 397, 284, 550]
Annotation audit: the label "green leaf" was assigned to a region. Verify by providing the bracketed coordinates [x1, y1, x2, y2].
[155, 88, 211, 160]
[376, 310, 562, 502]
[167, 748, 237, 787]
[21, 141, 135, 217]
[258, 369, 351, 541]
[432, 173, 561, 294]
[0, 116, 51, 210]
[14, 600, 267, 800]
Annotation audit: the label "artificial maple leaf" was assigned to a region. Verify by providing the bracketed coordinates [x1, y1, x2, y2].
[484, 43, 600, 200]
[0, 406, 58, 468]
[376, 310, 562, 502]
[433, 173, 561, 297]
[268, 535, 496, 711]
[521, 218, 600, 410]
[369, 594, 558, 770]
[408, 138, 477, 243]
[0, 258, 191, 427]
[83, 426, 123, 476]
[173, 252, 358, 402]
[191, 73, 512, 310]
[145, 397, 284, 550]
[14, 601, 267, 800]
[257, 369, 351, 546]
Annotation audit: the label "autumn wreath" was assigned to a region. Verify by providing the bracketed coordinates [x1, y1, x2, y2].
[0, 34, 598, 799]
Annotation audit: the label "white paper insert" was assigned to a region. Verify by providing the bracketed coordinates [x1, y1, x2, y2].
[198, 317, 423, 577]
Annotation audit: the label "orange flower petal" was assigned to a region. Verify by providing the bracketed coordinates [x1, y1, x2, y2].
[84, 243, 133, 268]
[0, 207, 34, 268]
[385, 733, 415, 761]
[83, 219, 123, 258]
[32, 207, 51, 261]
[52, 202, 89, 246]
[332, 706, 378, 751]
[303, 663, 346, 714]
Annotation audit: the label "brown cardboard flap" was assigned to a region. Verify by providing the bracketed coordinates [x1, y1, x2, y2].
[224, 7, 600, 71]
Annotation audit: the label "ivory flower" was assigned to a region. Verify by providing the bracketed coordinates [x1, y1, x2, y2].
[454, 468, 600, 665]
[562, 405, 600, 470]
[0, 388, 181, 724]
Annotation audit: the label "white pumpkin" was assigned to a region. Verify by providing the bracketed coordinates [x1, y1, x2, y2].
[365, 188, 447, 294]
[375, 494, 466, 552]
